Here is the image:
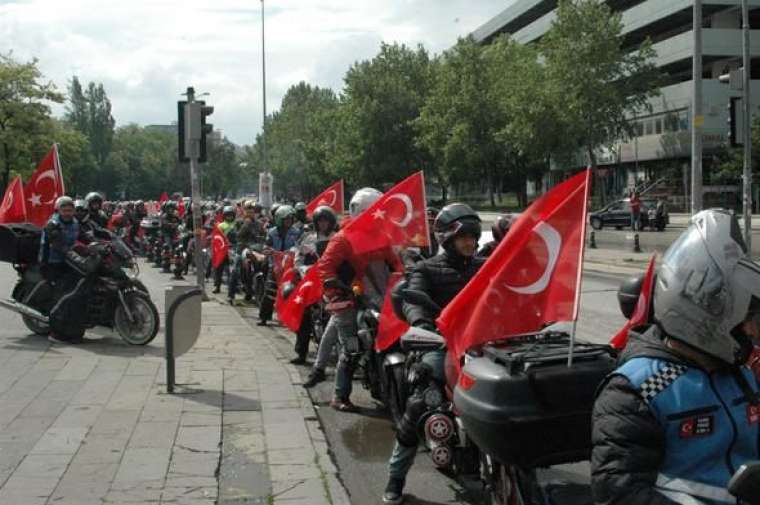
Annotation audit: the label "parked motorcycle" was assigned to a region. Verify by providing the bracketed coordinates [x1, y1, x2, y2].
[0, 224, 159, 345]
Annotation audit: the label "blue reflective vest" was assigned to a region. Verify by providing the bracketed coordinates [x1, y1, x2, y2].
[39, 214, 80, 264]
[616, 357, 760, 504]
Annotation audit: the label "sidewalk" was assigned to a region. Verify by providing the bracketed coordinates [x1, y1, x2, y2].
[0, 298, 349, 505]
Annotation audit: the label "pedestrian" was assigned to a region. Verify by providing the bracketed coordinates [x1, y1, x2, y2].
[629, 190, 641, 231]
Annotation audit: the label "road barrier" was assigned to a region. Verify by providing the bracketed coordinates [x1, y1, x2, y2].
[164, 285, 202, 393]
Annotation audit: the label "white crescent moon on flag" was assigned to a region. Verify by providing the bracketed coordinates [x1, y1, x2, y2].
[36, 169, 58, 205]
[213, 234, 225, 250]
[505, 222, 561, 295]
[387, 194, 413, 227]
[298, 281, 314, 294]
[318, 190, 337, 207]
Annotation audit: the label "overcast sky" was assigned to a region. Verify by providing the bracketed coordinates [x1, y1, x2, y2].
[1, 0, 512, 145]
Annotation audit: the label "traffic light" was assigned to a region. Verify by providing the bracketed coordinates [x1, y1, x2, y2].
[198, 101, 214, 163]
[177, 99, 214, 163]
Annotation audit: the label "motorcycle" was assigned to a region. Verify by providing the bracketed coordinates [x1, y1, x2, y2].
[171, 225, 193, 279]
[140, 217, 160, 261]
[0, 224, 160, 345]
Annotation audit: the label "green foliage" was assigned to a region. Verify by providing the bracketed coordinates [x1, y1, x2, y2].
[0, 52, 64, 190]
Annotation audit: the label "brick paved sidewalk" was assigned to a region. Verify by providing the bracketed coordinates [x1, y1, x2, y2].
[0, 300, 349, 505]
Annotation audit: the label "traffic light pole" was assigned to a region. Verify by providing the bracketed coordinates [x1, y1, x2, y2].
[741, 0, 752, 252]
[185, 87, 207, 297]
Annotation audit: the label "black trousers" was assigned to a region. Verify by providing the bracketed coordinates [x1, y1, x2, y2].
[294, 309, 313, 358]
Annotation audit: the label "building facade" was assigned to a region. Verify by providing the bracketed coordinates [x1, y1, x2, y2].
[474, 0, 760, 209]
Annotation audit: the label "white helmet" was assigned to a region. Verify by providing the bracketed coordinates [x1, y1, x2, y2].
[349, 187, 382, 218]
[54, 196, 74, 211]
[654, 209, 760, 365]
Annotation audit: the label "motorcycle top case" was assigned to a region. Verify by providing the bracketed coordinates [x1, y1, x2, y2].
[0, 224, 42, 264]
[454, 334, 616, 468]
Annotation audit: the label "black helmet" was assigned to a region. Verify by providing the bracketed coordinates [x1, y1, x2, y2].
[85, 192, 103, 207]
[617, 273, 645, 320]
[312, 205, 337, 232]
[74, 199, 87, 211]
[492, 214, 517, 243]
[294, 202, 306, 212]
[223, 205, 235, 218]
[434, 203, 481, 248]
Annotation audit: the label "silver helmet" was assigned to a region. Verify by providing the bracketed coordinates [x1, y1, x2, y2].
[349, 187, 382, 218]
[654, 209, 760, 364]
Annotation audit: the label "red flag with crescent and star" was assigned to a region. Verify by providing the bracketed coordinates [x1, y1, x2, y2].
[305, 180, 344, 217]
[277, 266, 324, 332]
[0, 176, 28, 224]
[159, 192, 169, 204]
[375, 272, 410, 352]
[25, 145, 65, 227]
[342, 171, 429, 255]
[178, 198, 186, 218]
[211, 226, 230, 269]
[437, 169, 591, 360]
[610, 254, 656, 350]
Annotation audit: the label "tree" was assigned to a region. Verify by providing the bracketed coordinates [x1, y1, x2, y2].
[0, 52, 64, 191]
[65, 77, 115, 166]
[332, 43, 433, 186]
[416, 38, 508, 205]
[541, 0, 661, 201]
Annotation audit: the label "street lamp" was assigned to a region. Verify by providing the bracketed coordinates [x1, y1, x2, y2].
[258, 0, 273, 208]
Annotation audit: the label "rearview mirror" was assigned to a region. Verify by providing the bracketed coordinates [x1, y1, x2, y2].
[728, 462, 760, 504]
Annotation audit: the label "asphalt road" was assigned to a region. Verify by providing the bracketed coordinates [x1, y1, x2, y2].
[259, 272, 627, 505]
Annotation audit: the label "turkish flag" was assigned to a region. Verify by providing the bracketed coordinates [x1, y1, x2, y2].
[277, 267, 324, 332]
[342, 171, 429, 255]
[211, 226, 230, 269]
[610, 255, 657, 350]
[375, 272, 410, 352]
[0, 176, 28, 224]
[437, 169, 591, 360]
[25, 145, 65, 227]
[306, 180, 344, 217]
[159, 192, 169, 204]
[178, 198, 186, 218]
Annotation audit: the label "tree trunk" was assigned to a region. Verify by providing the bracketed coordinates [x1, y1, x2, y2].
[487, 167, 496, 208]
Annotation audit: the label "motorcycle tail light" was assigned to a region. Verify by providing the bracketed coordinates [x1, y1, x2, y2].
[458, 371, 476, 391]
[425, 413, 454, 442]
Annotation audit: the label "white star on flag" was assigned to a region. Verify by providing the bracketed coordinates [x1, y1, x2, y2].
[28, 193, 42, 207]
[294, 296, 303, 305]
[372, 209, 386, 220]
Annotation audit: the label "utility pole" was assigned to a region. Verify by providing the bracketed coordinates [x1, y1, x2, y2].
[741, 0, 752, 252]
[258, 0, 273, 209]
[691, 0, 703, 214]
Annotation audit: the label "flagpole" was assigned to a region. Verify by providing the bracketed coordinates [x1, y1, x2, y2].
[568, 168, 592, 367]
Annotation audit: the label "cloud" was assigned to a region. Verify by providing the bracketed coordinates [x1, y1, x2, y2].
[0, 0, 509, 145]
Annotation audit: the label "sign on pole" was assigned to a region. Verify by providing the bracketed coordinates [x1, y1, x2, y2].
[259, 172, 273, 209]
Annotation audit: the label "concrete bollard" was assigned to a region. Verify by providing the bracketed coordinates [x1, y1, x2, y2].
[633, 233, 642, 253]
[589, 230, 597, 249]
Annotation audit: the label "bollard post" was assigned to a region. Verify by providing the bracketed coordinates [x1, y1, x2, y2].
[589, 230, 597, 249]
[165, 287, 202, 394]
[633, 233, 642, 253]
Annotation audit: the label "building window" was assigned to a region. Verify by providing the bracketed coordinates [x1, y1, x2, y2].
[635, 122, 644, 137]
[645, 120, 654, 135]
[678, 111, 689, 131]
[655, 118, 663, 134]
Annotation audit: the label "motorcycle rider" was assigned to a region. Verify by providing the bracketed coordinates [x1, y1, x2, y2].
[80, 192, 109, 232]
[383, 203, 485, 505]
[591, 209, 760, 505]
[160, 201, 182, 249]
[294, 202, 308, 230]
[289, 205, 338, 365]
[40, 196, 95, 343]
[73, 199, 88, 223]
[478, 213, 516, 258]
[229, 200, 267, 304]
[316, 188, 404, 412]
[257, 205, 303, 325]
[212, 206, 237, 294]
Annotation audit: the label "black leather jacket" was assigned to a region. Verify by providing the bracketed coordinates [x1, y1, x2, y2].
[402, 250, 484, 329]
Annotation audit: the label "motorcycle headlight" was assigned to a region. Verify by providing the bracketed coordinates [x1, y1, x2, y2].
[423, 386, 444, 408]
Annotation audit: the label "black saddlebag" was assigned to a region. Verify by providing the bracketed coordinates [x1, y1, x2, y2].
[454, 334, 616, 468]
[0, 224, 42, 264]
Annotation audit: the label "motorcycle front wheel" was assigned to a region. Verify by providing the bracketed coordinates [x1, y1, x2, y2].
[114, 291, 159, 345]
